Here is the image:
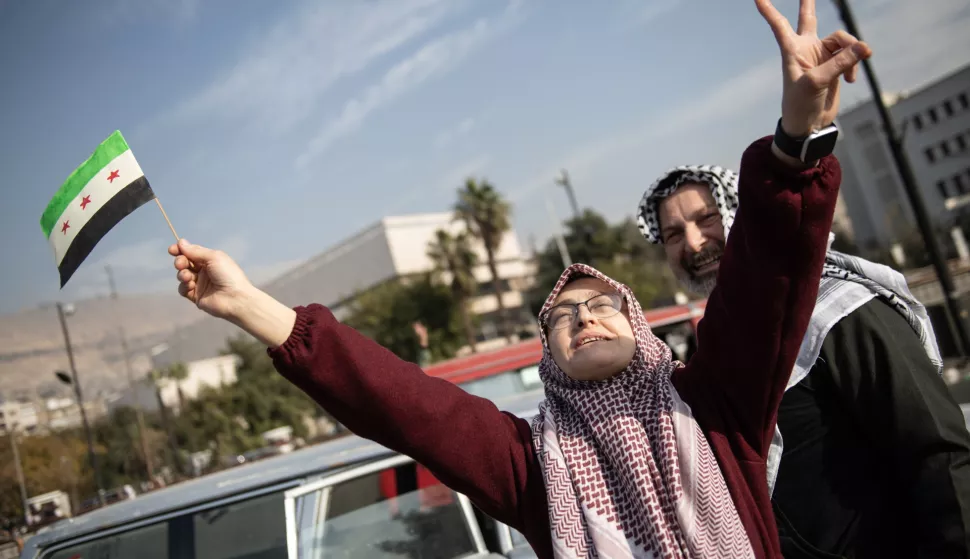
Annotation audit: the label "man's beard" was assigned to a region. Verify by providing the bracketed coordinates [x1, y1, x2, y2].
[677, 242, 724, 297]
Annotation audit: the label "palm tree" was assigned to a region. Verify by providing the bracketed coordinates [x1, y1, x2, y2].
[427, 229, 479, 353]
[454, 177, 515, 343]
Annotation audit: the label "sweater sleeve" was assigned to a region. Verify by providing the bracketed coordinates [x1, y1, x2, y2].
[674, 136, 841, 460]
[267, 305, 549, 539]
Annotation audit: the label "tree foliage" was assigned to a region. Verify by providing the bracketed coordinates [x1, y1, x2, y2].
[343, 275, 467, 363]
[427, 229, 479, 351]
[455, 177, 515, 341]
[0, 336, 334, 526]
[529, 210, 679, 314]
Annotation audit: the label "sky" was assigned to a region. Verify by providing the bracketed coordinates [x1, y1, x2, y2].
[1, 0, 968, 314]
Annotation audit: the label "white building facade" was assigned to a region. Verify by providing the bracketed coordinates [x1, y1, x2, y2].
[835, 64, 970, 251]
[0, 399, 40, 434]
[151, 212, 536, 366]
[108, 354, 240, 414]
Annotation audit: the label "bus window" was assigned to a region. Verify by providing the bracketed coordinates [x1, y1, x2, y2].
[518, 365, 541, 390]
[459, 371, 526, 400]
[459, 365, 543, 401]
[46, 521, 168, 559]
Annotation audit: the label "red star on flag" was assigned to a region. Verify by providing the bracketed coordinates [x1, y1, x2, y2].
[61, 221, 70, 234]
[107, 169, 120, 183]
[80, 195, 91, 210]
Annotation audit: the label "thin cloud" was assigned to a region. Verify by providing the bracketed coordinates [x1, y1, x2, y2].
[383, 153, 493, 215]
[434, 116, 478, 149]
[296, 1, 526, 167]
[618, 0, 681, 31]
[508, 58, 777, 203]
[140, 0, 456, 138]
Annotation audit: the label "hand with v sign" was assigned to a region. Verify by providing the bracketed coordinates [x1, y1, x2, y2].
[756, 0, 872, 141]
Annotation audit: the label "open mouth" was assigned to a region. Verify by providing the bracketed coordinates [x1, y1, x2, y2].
[690, 255, 720, 276]
[575, 336, 610, 349]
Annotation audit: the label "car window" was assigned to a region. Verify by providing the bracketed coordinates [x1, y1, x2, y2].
[294, 464, 477, 558]
[44, 491, 287, 559]
[193, 491, 287, 559]
[46, 521, 168, 559]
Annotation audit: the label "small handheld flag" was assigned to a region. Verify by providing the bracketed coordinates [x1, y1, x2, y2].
[40, 131, 156, 288]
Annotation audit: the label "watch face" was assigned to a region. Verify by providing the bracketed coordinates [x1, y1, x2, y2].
[804, 128, 839, 162]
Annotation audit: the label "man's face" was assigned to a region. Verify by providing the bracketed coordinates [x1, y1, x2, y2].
[657, 182, 726, 296]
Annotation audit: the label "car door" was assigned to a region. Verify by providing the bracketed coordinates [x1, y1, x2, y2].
[283, 454, 499, 559]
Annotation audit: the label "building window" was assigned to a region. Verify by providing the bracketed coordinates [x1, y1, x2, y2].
[959, 93, 969, 110]
[942, 140, 952, 157]
[955, 174, 968, 195]
[944, 100, 955, 117]
[925, 147, 937, 163]
[912, 113, 924, 131]
[957, 134, 968, 152]
[929, 107, 939, 124]
[938, 180, 949, 199]
[856, 122, 878, 142]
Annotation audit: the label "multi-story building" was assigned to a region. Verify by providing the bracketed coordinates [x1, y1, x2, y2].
[0, 399, 40, 434]
[151, 212, 537, 368]
[834, 64, 970, 252]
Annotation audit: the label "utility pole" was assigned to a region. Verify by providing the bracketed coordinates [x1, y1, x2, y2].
[6, 428, 29, 526]
[544, 192, 573, 269]
[106, 266, 155, 481]
[555, 169, 582, 220]
[56, 302, 106, 506]
[833, 0, 970, 357]
[555, 169, 595, 265]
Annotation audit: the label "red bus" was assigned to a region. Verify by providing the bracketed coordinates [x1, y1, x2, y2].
[423, 300, 707, 400]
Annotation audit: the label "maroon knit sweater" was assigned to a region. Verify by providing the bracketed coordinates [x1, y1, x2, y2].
[269, 136, 841, 559]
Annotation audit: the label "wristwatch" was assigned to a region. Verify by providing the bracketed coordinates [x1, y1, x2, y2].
[773, 118, 839, 163]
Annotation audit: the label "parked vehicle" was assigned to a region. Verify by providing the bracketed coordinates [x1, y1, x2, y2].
[430, 300, 706, 401]
[20, 391, 544, 559]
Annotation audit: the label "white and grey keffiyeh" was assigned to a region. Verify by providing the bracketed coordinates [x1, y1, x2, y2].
[636, 165, 944, 494]
[532, 264, 754, 559]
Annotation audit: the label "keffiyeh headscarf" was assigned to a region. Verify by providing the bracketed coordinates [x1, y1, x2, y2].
[531, 263, 754, 559]
[636, 165, 944, 493]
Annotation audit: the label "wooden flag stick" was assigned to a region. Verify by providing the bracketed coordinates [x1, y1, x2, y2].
[154, 198, 180, 242]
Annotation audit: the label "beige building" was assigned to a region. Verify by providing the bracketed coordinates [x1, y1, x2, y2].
[0, 399, 40, 434]
[152, 212, 537, 367]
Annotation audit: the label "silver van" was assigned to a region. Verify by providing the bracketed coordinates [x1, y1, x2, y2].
[21, 391, 543, 559]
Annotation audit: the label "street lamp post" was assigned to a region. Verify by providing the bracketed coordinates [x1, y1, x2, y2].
[555, 169, 595, 266]
[55, 302, 106, 507]
[832, 0, 970, 357]
[6, 428, 29, 526]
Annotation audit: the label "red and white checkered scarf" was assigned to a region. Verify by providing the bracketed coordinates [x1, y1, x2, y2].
[531, 264, 754, 558]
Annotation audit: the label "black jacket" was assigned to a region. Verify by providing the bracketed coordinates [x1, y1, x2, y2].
[773, 297, 970, 558]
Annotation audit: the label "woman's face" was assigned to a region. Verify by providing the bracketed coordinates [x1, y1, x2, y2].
[545, 277, 637, 381]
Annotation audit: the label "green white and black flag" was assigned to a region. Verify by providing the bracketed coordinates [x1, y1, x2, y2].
[40, 131, 155, 287]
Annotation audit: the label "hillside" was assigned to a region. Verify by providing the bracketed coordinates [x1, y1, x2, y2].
[0, 293, 199, 400]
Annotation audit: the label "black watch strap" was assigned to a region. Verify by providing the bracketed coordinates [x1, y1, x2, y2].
[773, 118, 839, 163]
[773, 119, 806, 159]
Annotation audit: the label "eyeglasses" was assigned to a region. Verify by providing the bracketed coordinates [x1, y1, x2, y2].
[542, 293, 623, 331]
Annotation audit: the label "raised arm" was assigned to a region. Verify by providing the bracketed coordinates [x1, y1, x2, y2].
[675, 0, 871, 458]
[167, 240, 548, 537]
[676, 138, 840, 454]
